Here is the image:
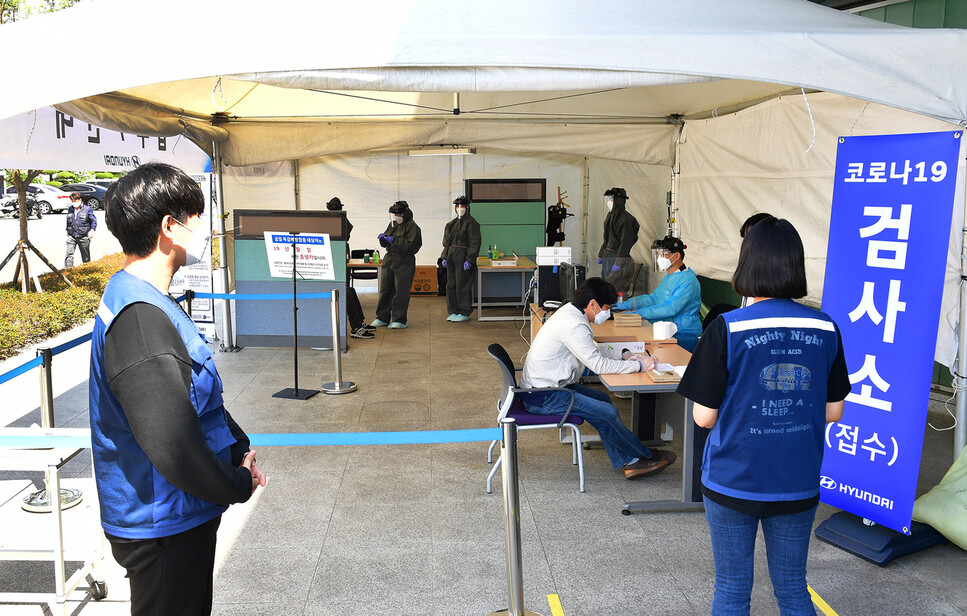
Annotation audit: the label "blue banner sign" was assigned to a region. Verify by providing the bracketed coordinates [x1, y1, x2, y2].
[820, 131, 962, 534]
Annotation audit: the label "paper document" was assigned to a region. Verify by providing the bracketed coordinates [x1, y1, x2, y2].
[653, 363, 687, 378]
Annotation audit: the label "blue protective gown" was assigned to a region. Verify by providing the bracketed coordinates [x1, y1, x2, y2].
[614, 267, 702, 351]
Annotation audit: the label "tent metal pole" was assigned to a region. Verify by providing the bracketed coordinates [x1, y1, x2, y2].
[212, 141, 236, 351]
[956, 176, 967, 457]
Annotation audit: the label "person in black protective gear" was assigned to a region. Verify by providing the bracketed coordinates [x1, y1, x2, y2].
[327, 196, 373, 339]
[441, 195, 481, 322]
[372, 200, 423, 329]
[597, 187, 640, 294]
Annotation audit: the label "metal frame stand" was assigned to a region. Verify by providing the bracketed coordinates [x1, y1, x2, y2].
[321, 288, 357, 394]
[274, 235, 319, 400]
[487, 418, 544, 616]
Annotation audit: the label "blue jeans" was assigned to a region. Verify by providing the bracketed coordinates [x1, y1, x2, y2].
[704, 498, 817, 616]
[520, 383, 653, 469]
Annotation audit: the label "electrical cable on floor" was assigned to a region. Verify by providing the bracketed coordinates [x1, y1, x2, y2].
[929, 366, 962, 432]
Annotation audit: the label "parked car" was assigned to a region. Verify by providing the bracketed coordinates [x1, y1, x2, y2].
[59, 182, 108, 210]
[84, 179, 118, 189]
[3, 184, 73, 214]
[0, 194, 41, 219]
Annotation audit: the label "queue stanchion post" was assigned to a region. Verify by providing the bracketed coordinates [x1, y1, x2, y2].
[322, 288, 356, 394]
[23, 347, 85, 514]
[38, 347, 54, 428]
[488, 418, 544, 616]
[184, 289, 195, 319]
[274, 234, 319, 400]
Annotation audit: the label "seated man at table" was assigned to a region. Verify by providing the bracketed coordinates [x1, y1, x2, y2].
[520, 277, 677, 479]
[614, 235, 702, 352]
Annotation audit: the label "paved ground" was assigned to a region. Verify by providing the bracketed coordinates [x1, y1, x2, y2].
[0, 290, 965, 615]
[0, 211, 122, 283]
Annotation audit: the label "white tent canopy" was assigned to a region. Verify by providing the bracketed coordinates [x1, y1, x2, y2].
[1, 0, 965, 166]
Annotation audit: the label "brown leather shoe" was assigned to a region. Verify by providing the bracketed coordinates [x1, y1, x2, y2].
[623, 449, 677, 480]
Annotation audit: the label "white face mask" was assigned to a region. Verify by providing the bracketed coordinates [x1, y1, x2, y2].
[393, 215, 404, 224]
[456, 206, 467, 218]
[172, 218, 211, 267]
[656, 256, 672, 271]
[593, 305, 611, 325]
[605, 197, 614, 212]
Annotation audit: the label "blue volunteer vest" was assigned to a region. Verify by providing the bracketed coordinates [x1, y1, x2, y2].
[89, 270, 236, 539]
[702, 299, 840, 502]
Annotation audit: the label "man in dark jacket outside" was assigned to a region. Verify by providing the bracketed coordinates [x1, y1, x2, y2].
[597, 187, 640, 293]
[440, 195, 481, 322]
[372, 200, 423, 329]
[65, 191, 97, 267]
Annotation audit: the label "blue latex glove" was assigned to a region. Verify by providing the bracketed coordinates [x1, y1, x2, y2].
[611, 264, 621, 272]
[598, 258, 603, 264]
[377, 233, 385, 241]
[463, 260, 471, 270]
[384, 235, 394, 243]
[442, 259, 448, 268]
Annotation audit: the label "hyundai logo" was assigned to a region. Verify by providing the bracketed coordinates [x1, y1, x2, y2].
[819, 476, 837, 490]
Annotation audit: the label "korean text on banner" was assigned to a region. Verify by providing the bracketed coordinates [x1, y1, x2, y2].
[820, 131, 963, 535]
[263, 232, 335, 281]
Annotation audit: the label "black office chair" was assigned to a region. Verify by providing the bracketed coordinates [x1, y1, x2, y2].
[486, 343, 586, 493]
[348, 249, 378, 287]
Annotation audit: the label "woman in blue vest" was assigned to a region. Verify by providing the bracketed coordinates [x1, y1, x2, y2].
[90, 163, 266, 616]
[677, 218, 850, 615]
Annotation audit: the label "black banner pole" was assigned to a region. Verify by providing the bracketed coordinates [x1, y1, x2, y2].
[274, 233, 319, 400]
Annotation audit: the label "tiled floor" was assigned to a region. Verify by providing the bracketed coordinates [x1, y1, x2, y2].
[1, 289, 965, 615]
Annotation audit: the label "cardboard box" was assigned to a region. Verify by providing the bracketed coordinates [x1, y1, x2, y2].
[411, 266, 439, 295]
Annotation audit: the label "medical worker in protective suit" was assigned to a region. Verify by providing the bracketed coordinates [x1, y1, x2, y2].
[372, 200, 423, 329]
[441, 195, 481, 322]
[597, 187, 640, 294]
[613, 235, 702, 352]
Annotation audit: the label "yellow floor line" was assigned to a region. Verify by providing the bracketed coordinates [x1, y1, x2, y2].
[808, 584, 839, 616]
[547, 593, 565, 616]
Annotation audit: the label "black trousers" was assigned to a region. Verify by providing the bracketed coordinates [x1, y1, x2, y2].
[346, 285, 365, 330]
[107, 516, 221, 616]
[375, 253, 415, 324]
[444, 248, 476, 316]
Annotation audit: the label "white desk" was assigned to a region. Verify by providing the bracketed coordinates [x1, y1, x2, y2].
[599, 345, 708, 514]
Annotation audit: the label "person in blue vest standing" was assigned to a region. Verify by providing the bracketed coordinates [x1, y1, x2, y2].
[65, 191, 96, 268]
[89, 163, 266, 616]
[677, 218, 850, 616]
[613, 235, 702, 351]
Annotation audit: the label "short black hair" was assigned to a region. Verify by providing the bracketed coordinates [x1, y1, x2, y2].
[739, 213, 776, 238]
[571, 277, 618, 310]
[732, 218, 807, 299]
[105, 163, 204, 258]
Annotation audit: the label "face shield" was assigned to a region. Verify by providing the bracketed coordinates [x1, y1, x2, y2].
[604, 195, 614, 211]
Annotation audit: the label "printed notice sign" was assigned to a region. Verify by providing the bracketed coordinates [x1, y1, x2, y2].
[263, 232, 335, 281]
[820, 131, 962, 534]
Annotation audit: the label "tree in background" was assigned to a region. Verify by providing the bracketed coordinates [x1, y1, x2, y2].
[1, 0, 82, 24]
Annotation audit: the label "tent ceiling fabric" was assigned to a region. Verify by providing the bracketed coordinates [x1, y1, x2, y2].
[2, 0, 966, 166]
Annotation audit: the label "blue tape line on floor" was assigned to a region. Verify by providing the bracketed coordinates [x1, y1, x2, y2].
[193, 292, 332, 300]
[0, 356, 44, 385]
[0, 428, 503, 450]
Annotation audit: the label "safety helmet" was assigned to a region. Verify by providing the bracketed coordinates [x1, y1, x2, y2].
[389, 200, 409, 214]
[326, 197, 343, 211]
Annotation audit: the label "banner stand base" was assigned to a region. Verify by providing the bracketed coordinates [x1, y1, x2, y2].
[273, 387, 320, 400]
[814, 511, 947, 566]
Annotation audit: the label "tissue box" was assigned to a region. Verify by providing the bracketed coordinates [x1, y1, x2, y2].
[596, 340, 646, 360]
[652, 321, 678, 340]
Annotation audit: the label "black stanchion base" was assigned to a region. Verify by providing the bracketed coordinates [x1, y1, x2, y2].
[814, 511, 947, 566]
[272, 387, 320, 400]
